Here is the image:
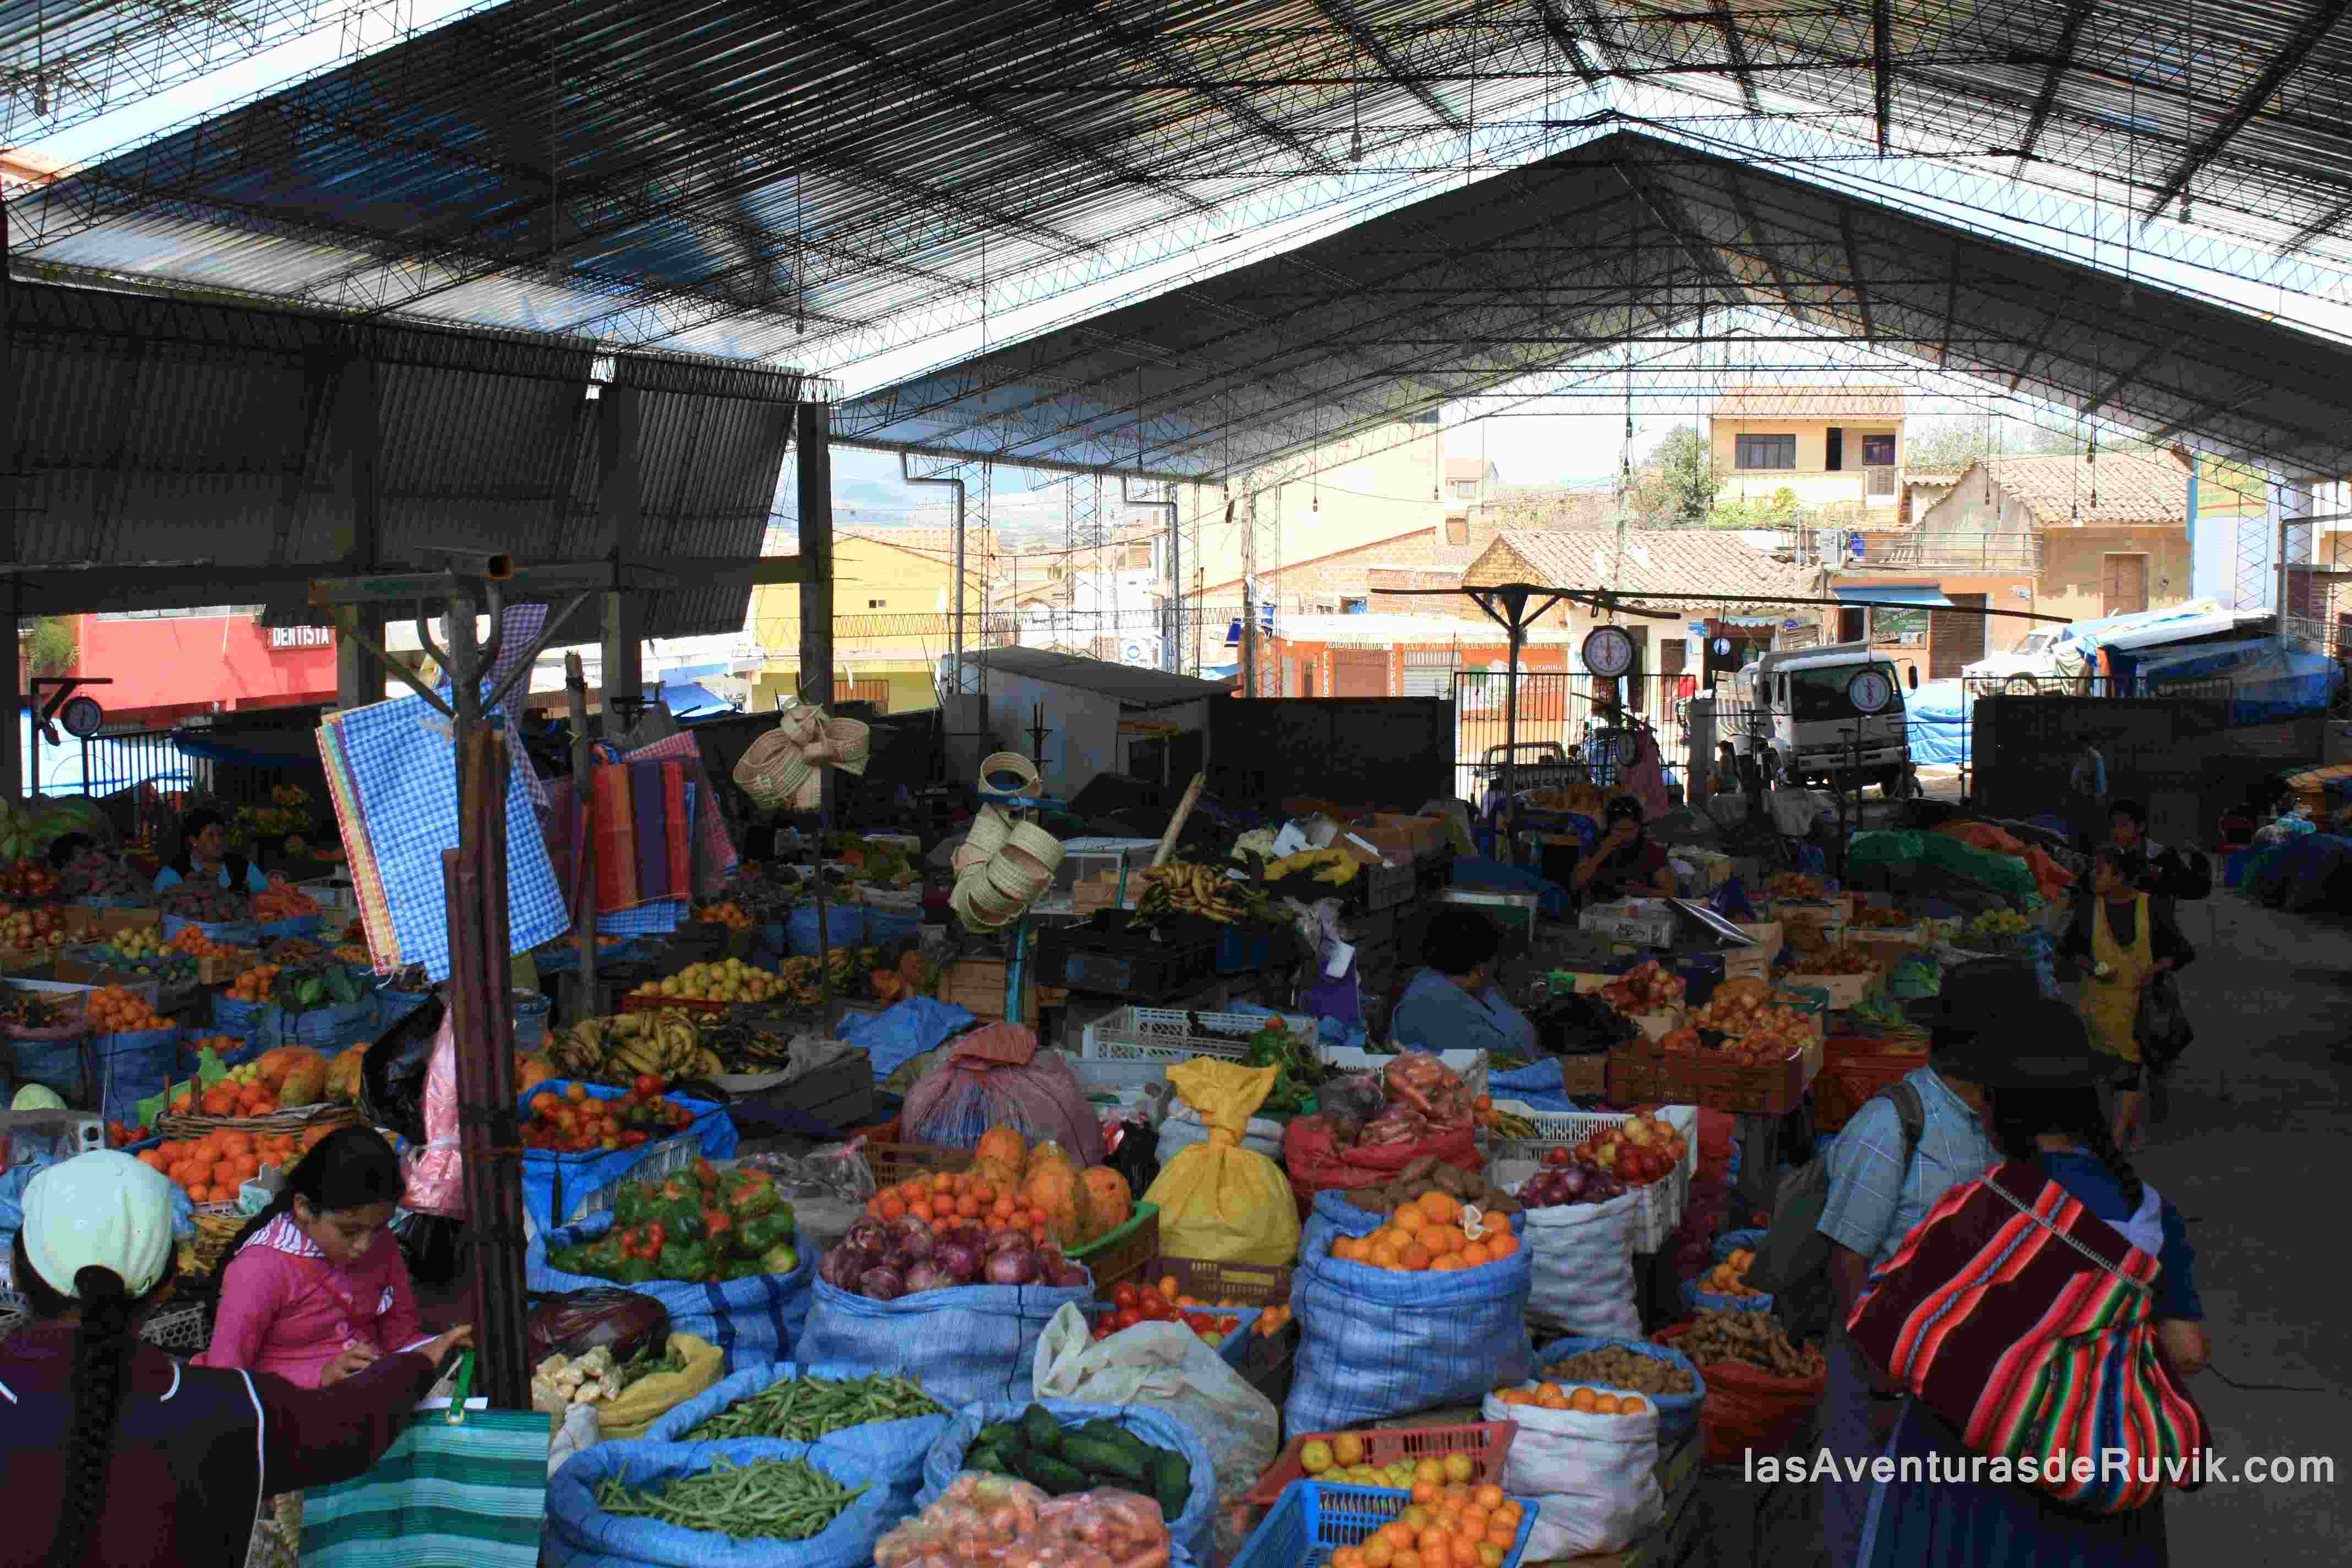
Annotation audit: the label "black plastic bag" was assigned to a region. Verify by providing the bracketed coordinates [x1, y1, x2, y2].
[1103, 1114, 1160, 1200]
[394, 1209, 470, 1290]
[361, 992, 446, 1146]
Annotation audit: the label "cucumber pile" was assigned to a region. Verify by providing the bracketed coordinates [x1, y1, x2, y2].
[962, 1404, 1191, 1521]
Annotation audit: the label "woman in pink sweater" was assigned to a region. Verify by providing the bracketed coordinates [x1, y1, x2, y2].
[198, 1125, 422, 1389]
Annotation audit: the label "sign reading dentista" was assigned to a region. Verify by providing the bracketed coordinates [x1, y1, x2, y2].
[268, 626, 335, 650]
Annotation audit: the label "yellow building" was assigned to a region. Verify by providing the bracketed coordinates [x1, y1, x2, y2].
[1707, 386, 1908, 514]
[749, 529, 995, 712]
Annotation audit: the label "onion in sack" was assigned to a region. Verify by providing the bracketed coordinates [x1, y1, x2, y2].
[891, 1215, 937, 1262]
[845, 1218, 892, 1256]
[986, 1226, 1032, 1256]
[526, 1288, 670, 1367]
[903, 1260, 956, 1294]
[934, 1237, 985, 1284]
[984, 1243, 1038, 1286]
[1039, 1248, 1087, 1289]
[859, 1265, 908, 1301]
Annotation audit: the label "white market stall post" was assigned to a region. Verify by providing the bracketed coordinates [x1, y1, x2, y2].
[311, 558, 595, 1411]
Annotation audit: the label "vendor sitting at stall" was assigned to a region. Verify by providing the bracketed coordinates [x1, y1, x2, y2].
[1570, 794, 1678, 902]
[153, 807, 273, 896]
[1393, 907, 1538, 1059]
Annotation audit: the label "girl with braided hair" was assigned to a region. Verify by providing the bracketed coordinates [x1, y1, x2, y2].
[0, 1151, 470, 1568]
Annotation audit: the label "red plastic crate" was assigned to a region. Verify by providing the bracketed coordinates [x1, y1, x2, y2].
[1246, 1421, 1517, 1507]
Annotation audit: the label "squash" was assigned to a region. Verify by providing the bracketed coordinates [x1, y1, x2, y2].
[975, 1125, 1028, 1174]
[1079, 1166, 1131, 1239]
[1021, 1139, 1092, 1248]
[324, 1048, 367, 1105]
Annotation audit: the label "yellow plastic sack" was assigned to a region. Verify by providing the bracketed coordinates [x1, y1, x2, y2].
[592, 1333, 726, 1440]
[1144, 1058, 1302, 1267]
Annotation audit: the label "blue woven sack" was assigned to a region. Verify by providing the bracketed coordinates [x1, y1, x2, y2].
[644, 1360, 950, 1517]
[258, 914, 327, 941]
[1284, 1224, 1534, 1434]
[92, 1028, 179, 1125]
[517, 1083, 738, 1229]
[529, 1216, 809, 1371]
[916, 1398, 1218, 1567]
[545, 1438, 896, 1568]
[794, 1272, 1094, 1409]
[9, 1034, 89, 1102]
[1681, 1227, 1774, 1316]
[1533, 1334, 1707, 1438]
[784, 905, 924, 957]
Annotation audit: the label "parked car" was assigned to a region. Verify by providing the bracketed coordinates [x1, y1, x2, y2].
[1961, 628, 2063, 694]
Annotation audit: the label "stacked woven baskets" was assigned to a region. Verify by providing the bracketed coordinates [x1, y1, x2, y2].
[733, 701, 873, 811]
[950, 754, 1067, 932]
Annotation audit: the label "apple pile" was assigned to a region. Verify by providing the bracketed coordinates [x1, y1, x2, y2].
[1522, 1113, 1686, 1209]
[0, 860, 63, 902]
[0, 905, 74, 951]
[1598, 960, 1685, 1015]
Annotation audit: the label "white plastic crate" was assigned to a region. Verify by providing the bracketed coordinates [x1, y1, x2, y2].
[1320, 1043, 1490, 1107]
[1486, 1102, 1698, 1254]
[1081, 1005, 1316, 1063]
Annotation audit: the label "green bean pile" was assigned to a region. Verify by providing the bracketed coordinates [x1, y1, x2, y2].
[596, 1457, 866, 1541]
[682, 1371, 944, 1442]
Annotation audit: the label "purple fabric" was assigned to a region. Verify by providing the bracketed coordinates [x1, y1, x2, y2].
[631, 760, 669, 902]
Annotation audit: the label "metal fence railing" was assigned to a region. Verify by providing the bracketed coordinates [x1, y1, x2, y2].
[1451, 672, 1702, 804]
[1864, 532, 2041, 574]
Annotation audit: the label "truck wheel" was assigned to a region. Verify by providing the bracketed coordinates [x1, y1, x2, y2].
[1881, 765, 1920, 799]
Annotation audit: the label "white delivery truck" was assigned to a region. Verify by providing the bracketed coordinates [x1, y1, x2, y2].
[1730, 641, 1918, 796]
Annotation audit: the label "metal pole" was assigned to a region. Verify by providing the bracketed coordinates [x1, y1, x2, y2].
[565, 651, 597, 1021]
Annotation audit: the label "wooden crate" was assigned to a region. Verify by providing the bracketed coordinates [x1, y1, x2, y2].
[1607, 1032, 1824, 1116]
[933, 956, 1064, 1021]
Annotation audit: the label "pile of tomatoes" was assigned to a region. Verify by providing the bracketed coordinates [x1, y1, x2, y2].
[522, 1077, 694, 1153]
[1091, 1279, 1251, 1347]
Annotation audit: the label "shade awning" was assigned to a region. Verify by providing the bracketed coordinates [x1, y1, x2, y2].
[1833, 584, 1953, 607]
[660, 682, 734, 717]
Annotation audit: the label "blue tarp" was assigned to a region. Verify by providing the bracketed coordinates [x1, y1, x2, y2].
[1904, 679, 1972, 767]
[660, 680, 734, 718]
[2130, 637, 2337, 721]
[2051, 601, 2225, 655]
[1833, 584, 1953, 607]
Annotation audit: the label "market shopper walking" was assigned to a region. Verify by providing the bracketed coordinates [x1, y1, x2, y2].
[2059, 848, 2195, 1153]
[0, 1150, 472, 1568]
[1853, 1020, 2209, 1568]
[1810, 969, 2028, 1568]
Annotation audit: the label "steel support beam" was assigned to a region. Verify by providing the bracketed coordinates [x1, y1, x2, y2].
[2144, 0, 2352, 217]
[1306, 0, 1466, 130]
[598, 383, 645, 716]
[327, 351, 388, 708]
[1704, 0, 1763, 114]
[1870, 0, 1892, 154]
[1839, 209, 1875, 344]
[2013, 0, 2098, 169]
[797, 403, 835, 708]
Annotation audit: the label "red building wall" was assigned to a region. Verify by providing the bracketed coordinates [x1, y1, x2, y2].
[71, 616, 339, 724]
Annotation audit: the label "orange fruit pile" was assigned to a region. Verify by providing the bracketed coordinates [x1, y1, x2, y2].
[168, 924, 243, 959]
[867, 1170, 1055, 1247]
[1494, 1380, 1650, 1417]
[172, 1075, 280, 1120]
[253, 884, 321, 919]
[1330, 1190, 1523, 1273]
[139, 1123, 334, 1202]
[228, 963, 283, 1003]
[696, 900, 754, 932]
[86, 985, 170, 1033]
[1326, 1475, 1525, 1568]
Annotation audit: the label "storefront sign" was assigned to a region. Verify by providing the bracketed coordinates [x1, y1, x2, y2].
[268, 625, 334, 650]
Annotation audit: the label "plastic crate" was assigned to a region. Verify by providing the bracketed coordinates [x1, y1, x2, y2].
[1247, 1422, 1519, 1508]
[1154, 1255, 1294, 1309]
[1036, 922, 1216, 999]
[1068, 1201, 1159, 1288]
[1811, 1034, 1930, 1133]
[1081, 1006, 1315, 1063]
[861, 1140, 975, 1190]
[1606, 1033, 1824, 1117]
[1485, 1103, 1697, 1254]
[1235, 1484, 1537, 1568]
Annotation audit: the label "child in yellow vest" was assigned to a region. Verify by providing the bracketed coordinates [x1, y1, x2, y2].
[2059, 847, 2194, 1152]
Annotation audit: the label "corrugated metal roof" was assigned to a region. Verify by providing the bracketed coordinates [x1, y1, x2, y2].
[8, 277, 796, 632]
[955, 646, 1232, 708]
[1709, 386, 1909, 420]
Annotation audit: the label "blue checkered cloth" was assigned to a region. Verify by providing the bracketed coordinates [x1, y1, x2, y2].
[320, 694, 569, 981]
[1816, 1066, 1997, 1268]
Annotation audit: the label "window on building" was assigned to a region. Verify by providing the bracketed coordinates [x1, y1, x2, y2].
[1341, 596, 1370, 614]
[1445, 516, 1470, 546]
[1861, 433, 1897, 466]
[1735, 434, 1797, 470]
[867, 598, 886, 609]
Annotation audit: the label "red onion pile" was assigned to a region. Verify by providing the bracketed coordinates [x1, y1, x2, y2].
[818, 1215, 1087, 1300]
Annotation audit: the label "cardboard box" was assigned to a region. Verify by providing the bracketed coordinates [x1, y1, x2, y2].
[1734, 920, 1783, 966]
[1772, 896, 1854, 928]
[1558, 1052, 1610, 1096]
[1364, 813, 1446, 861]
[1722, 944, 1773, 982]
[10, 974, 162, 1008]
[86, 908, 161, 937]
[1580, 900, 1676, 948]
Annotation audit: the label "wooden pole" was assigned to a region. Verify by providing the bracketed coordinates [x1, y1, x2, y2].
[1152, 772, 1207, 868]
[565, 651, 597, 1021]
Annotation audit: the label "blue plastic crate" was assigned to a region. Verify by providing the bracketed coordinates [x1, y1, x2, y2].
[1215, 927, 1276, 974]
[1234, 1482, 1537, 1568]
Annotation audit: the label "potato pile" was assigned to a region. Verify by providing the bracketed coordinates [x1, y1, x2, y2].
[1344, 1154, 1521, 1218]
[1542, 1345, 1697, 1397]
[1676, 1309, 1826, 1379]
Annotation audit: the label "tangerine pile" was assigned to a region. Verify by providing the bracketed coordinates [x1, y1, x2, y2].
[168, 924, 243, 959]
[227, 963, 284, 1003]
[1330, 1190, 1522, 1273]
[865, 1169, 1057, 1248]
[1493, 1380, 1650, 1417]
[138, 1123, 335, 1203]
[1326, 1471, 1526, 1568]
[86, 985, 170, 1033]
[172, 1074, 280, 1120]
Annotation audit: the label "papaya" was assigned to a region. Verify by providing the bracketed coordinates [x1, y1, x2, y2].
[1022, 1139, 1092, 1248]
[976, 1125, 1027, 1173]
[1079, 1166, 1131, 1239]
[277, 1052, 328, 1109]
[324, 1048, 366, 1105]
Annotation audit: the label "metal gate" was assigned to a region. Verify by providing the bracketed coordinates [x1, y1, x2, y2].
[1452, 672, 1703, 803]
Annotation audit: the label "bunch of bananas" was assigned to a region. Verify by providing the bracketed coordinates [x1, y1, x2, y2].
[1486, 1107, 1541, 1139]
[1133, 862, 1255, 925]
[548, 1010, 723, 1085]
[1265, 846, 1362, 886]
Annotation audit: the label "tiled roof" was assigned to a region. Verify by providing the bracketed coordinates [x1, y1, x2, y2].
[1975, 451, 2187, 526]
[1471, 529, 1823, 603]
[1444, 458, 1495, 482]
[1709, 385, 1908, 420]
[841, 527, 1000, 558]
[1904, 473, 1963, 487]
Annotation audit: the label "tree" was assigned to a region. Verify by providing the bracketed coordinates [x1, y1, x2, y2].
[1703, 486, 1805, 530]
[1901, 416, 2137, 472]
[1631, 424, 1718, 525]
[26, 617, 75, 678]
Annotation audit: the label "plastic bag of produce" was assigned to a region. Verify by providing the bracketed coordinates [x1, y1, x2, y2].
[1481, 1384, 1662, 1559]
[592, 1333, 727, 1441]
[900, 1024, 1104, 1164]
[794, 1272, 1093, 1408]
[1281, 1112, 1480, 1221]
[1532, 1335, 1707, 1439]
[875, 1473, 1180, 1568]
[1033, 1305, 1279, 1522]
[1141, 1059, 1299, 1267]
[914, 1397, 1218, 1566]
[1284, 1222, 1533, 1434]
[545, 1438, 896, 1568]
[1521, 1191, 1642, 1342]
[646, 1361, 952, 1518]
[529, 1212, 815, 1371]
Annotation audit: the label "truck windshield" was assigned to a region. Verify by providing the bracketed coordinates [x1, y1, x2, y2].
[2009, 631, 2051, 656]
[1788, 663, 1902, 723]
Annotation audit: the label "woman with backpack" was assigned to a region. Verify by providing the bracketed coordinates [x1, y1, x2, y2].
[1852, 1015, 2208, 1568]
